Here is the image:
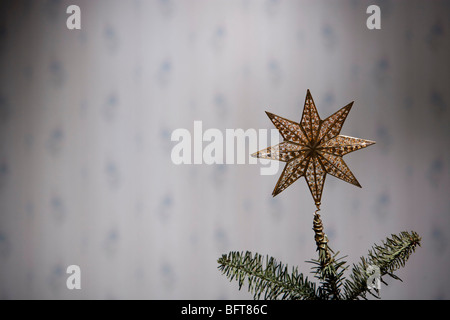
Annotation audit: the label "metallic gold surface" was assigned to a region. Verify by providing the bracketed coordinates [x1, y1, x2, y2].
[252, 90, 375, 208]
[313, 212, 331, 265]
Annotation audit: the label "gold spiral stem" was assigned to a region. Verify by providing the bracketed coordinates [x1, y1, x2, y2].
[313, 212, 332, 265]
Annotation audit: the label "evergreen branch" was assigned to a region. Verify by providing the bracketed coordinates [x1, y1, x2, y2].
[343, 231, 421, 300]
[217, 251, 318, 300]
[308, 251, 349, 300]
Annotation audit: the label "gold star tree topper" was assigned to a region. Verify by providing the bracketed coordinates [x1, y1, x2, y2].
[252, 90, 375, 210]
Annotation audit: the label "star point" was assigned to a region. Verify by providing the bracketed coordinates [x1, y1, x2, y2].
[253, 90, 375, 208]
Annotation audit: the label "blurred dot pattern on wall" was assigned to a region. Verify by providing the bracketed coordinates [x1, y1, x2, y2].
[0, 0, 449, 299]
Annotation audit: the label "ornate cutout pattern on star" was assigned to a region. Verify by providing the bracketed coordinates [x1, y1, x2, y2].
[252, 89, 375, 209]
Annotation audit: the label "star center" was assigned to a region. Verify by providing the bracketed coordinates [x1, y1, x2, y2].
[307, 144, 320, 158]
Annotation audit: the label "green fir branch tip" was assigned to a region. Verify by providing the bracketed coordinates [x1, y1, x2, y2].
[342, 230, 421, 300]
[217, 251, 318, 300]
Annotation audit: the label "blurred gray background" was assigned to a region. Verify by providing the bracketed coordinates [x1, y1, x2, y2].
[0, 0, 449, 299]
